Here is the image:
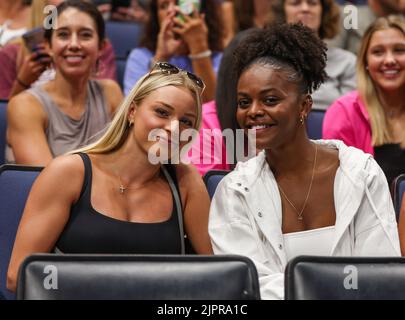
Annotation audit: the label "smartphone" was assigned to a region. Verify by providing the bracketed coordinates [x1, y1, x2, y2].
[176, 0, 205, 18]
[22, 27, 45, 52]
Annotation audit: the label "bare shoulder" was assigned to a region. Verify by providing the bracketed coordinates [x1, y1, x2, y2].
[98, 79, 123, 113]
[44, 154, 84, 176]
[98, 79, 122, 97]
[8, 91, 44, 115]
[38, 154, 85, 199]
[175, 163, 203, 186]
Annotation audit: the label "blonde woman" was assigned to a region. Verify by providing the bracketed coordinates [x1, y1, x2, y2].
[7, 62, 213, 293]
[323, 15, 405, 186]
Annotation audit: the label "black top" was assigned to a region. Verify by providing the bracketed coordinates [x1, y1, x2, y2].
[374, 143, 405, 187]
[55, 153, 182, 254]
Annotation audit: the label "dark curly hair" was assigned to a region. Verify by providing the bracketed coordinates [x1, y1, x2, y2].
[269, 0, 341, 39]
[234, 23, 327, 94]
[140, 0, 223, 52]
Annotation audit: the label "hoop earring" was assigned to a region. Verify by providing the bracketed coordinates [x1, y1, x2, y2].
[300, 116, 305, 125]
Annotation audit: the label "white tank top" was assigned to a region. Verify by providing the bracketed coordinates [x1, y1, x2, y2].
[283, 225, 335, 261]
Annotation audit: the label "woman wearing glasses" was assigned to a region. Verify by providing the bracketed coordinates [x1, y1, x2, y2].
[208, 24, 400, 300]
[7, 62, 212, 292]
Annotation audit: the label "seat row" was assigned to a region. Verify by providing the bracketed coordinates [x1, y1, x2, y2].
[1, 165, 405, 300]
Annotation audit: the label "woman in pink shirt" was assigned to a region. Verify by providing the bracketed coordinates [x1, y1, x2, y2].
[323, 15, 405, 186]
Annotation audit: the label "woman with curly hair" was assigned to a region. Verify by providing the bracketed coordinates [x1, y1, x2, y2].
[269, 0, 356, 110]
[208, 23, 400, 300]
[123, 0, 223, 102]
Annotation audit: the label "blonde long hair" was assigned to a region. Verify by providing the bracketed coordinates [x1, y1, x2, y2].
[357, 15, 405, 146]
[71, 70, 203, 155]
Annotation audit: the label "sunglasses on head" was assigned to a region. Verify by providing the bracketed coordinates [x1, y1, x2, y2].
[150, 62, 206, 91]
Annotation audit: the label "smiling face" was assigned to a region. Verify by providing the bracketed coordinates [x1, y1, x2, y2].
[50, 7, 101, 78]
[129, 85, 198, 159]
[366, 27, 405, 93]
[236, 63, 310, 150]
[284, 0, 322, 35]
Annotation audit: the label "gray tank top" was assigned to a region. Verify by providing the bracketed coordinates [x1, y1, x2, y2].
[27, 80, 110, 157]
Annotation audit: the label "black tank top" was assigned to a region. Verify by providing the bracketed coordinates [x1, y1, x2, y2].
[374, 143, 405, 187]
[55, 153, 182, 254]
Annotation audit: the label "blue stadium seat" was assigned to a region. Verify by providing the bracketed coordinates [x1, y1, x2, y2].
[285, 255, 405, 300]
[0, 165, 43, 300]
[393, 174, 405, 222]
[0, 100, 7, 165]
[17, 254, 260, 300]
[306, 110, 325, 140]
[105, 21, 144, 59]
[203, 170, 229, 199]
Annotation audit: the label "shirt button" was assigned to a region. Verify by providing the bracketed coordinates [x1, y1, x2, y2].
[244, 187, 249, 192]
[236, 183, 242, 187]
[258, 212, 263, 218]
[279, 244, 283, 250]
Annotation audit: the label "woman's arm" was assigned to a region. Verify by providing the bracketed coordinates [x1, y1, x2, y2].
[177, 163, 212, 254]
[399, 196, 405, 256]
[6, 155, 84, 292]
[9, 45, 52, 99]
[99, 79, 124, 115]
[173, 11, 218, 102]
[7, 92, 53, 166]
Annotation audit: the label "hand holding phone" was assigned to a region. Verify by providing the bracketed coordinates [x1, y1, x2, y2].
[176, 0, 204, 21]
[22, 28, 46, 53]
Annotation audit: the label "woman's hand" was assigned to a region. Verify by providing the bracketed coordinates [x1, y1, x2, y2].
[17, 44, 52, 86]
[154, 10, 183, 62]
[172, 9, 209, 55]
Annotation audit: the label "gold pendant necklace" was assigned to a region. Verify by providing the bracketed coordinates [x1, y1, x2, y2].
[277, 144, 318, 221]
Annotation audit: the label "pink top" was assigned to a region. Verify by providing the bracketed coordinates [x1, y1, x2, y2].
[188, 100, 230, 175]
[323, 90, 374, 156]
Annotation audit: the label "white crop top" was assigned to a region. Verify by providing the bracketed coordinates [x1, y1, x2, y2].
[283, 225, 335, 261]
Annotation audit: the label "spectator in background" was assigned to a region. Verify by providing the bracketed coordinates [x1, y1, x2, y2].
[269, 0, 357, 110]
[324, 15, 405, 186]
[209, 23, 400, 300]
[123, 0, 223, 102]
[6, 0, 123, 166]
[92, 0, 150, 22]
[0, 0, 31, 46]
[328, 0, 405, 55]
[7, 62, 212, 293]
[0, 0, 118, 100]
[220, 0, 273, 46]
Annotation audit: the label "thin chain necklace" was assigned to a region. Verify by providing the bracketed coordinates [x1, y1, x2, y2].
[277, 144, 318, 221]
[115, 168, 161, 195]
